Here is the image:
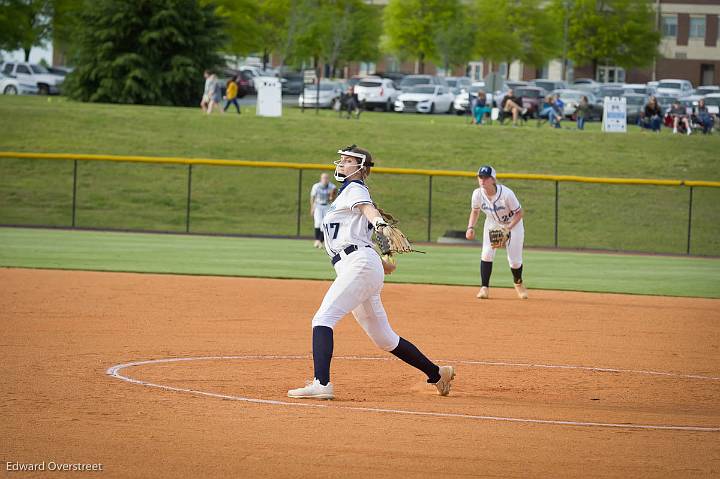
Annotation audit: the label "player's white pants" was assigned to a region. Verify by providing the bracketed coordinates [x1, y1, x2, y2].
[311, 247, 400, 352]
[481, 219, 524, 268]
[313, 204, 331, 228]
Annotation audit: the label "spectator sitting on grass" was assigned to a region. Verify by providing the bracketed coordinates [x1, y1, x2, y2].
[472, 91, 492, 125]
[639, 96, 662, 132]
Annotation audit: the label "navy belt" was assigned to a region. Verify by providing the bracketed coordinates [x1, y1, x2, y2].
[330, 244, 372, 265]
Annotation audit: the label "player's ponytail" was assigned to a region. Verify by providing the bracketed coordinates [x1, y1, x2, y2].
[349, 146, 373, 178]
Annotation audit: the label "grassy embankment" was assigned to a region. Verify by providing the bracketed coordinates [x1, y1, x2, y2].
[1, 96, 719, 255]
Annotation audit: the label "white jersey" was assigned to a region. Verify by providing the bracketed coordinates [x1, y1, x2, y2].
[471, 184, 522, 227]
[310, 182, 337, 206]
[322, 181, 374, 256]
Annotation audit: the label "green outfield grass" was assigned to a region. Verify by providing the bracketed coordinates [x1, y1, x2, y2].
[1, 96, 719, 255]
[1, 227, 718, 298]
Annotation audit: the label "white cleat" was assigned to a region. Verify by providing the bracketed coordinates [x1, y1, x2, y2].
[433, 366, 456, 396]
[476, 286, 489, 299]
[514, 282, 528, 299]
[288, 378, 334, 400]
[313, 240, 321, 248]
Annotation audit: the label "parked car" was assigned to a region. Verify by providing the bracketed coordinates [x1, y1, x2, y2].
[220, 68, 253, 97]
[0, 72, 39, 95]
[530, 78, 568, 93]
[47, 66, 72, 76]
[281, 72, 305, 95]
[514, 86, 548, 118]
[655, 79, 694, 98]
[494, 80, 529, 107]
[444, 76, 472, 92]
[694, 85, 720, 96]
[398, 74, 447, 91]
[354, 77, 399, 112]
[347, 75, 374, 88]
[571, 79, 602, 96]
[572, 78, 601, 88]
[622, 83, 652, 95]
[622, 93, 647, 124]
[236, 65, 280, 93]
[553, 89, 601, 120]
[1, 61, 64, 95]
[452, 82, 487, 114]
[598, 84, 626, 99]
[394, 85, 455, 113]
[703, 93, 720, 114]
[298, 81, 343, 109]
[376, 72, 407, 84]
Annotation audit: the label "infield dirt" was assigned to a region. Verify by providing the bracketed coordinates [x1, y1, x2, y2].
[2, 268, 719, 477]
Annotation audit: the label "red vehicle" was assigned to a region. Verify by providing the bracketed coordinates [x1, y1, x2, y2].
[221, 69, 254, 97]
[514, 86, 548, 118]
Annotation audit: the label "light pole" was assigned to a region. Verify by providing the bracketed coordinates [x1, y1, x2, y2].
[652, 0, 660, 81]
[561, 0, 571, 82]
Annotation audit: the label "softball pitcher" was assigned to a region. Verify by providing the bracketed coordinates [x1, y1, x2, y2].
[288, 145, 455, 400]
[310, 173, 337, 248]
[465, 165, 528, 300]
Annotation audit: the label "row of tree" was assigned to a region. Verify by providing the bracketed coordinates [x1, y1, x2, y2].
[0, 0, 660, 106]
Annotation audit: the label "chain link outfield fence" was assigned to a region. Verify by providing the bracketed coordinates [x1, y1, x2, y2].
[1, 152, 719, 256]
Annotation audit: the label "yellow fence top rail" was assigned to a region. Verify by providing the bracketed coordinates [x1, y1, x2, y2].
[1, 151, 718, 188]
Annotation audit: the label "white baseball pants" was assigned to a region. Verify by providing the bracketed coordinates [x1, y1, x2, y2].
[313, 204, 331, 228]
[311, 247, 400, 351]
[481, 219, 524, 268]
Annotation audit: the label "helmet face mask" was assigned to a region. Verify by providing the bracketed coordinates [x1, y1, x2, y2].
[334, 145, 367, 182]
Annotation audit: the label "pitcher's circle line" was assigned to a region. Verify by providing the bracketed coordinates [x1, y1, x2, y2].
[106, 355, 720, 433]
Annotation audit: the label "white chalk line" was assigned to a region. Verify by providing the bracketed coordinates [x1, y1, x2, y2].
[106, 355, 720, 433]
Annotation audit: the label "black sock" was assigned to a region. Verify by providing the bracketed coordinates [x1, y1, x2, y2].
[390, 337, 440, 383]
[312, 326, 333, 385]
[314, 228, 322, 240]
[480, 260, 493, 287]
[511, 265, 523, 284]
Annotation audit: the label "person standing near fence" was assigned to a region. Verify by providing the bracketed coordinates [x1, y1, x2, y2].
[465, 165, 528, 300]
[310, 173, 337, 248]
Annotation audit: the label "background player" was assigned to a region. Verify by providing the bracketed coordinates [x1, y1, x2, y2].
[288, 145, 455, 400]
[309, 173, 337, 248]
[465, 165, 528, 300]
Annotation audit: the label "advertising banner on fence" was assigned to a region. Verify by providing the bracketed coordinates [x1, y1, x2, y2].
[602, 96, 627, 133]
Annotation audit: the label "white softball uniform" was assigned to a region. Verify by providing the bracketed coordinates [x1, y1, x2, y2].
[311, 180, 400, 352]
[471, 184, 524, 268]
[310, 182, 337, 228]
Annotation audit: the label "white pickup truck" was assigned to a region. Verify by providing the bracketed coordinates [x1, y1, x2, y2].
[1, 62, 64, 95]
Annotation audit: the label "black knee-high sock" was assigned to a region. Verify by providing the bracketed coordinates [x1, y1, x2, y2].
[480, 260, 493, 287]
[390, 337, 440, 383]
[314, 228, 323, 241]
[511, 265, 523, 284]
[312, 326, 333, 385]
